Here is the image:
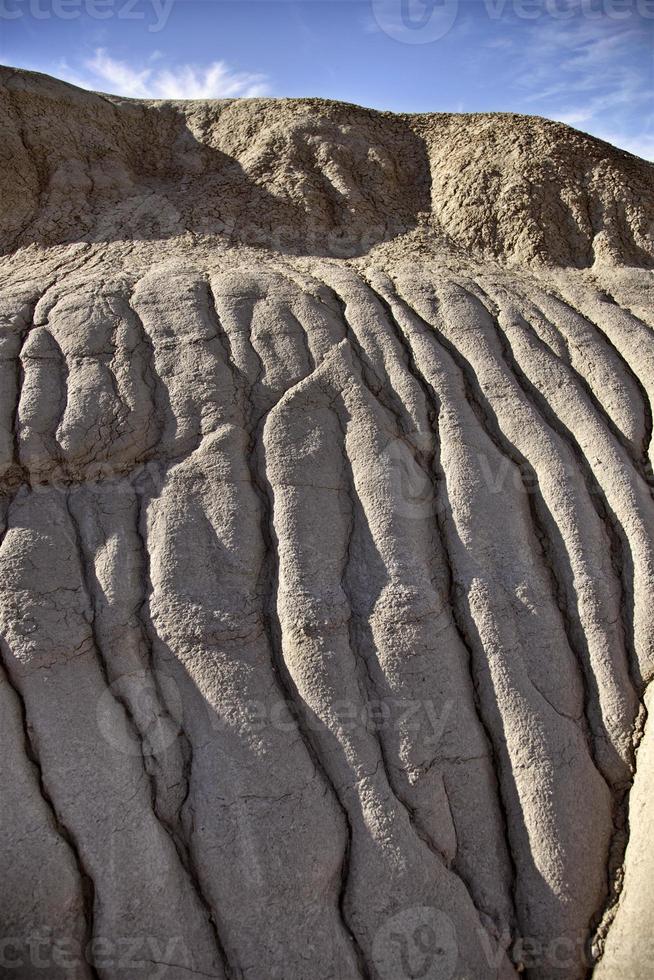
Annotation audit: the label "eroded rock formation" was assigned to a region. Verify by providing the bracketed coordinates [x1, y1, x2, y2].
[0, 66, 653, 980]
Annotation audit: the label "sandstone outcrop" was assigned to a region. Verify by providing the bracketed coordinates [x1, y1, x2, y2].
[0, 66, 653, 980]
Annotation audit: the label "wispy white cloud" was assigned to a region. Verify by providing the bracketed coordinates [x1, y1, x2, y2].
[506, 13, 654, 159]
[485, 36, 514, 50]
[589, 130, 654, 161]
[56, 48, 270, 99]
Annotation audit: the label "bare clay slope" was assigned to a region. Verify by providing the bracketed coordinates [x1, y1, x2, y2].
[0, 65, 653, 980]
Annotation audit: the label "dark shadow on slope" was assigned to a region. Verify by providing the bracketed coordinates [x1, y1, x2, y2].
[1, 83, 432, 259]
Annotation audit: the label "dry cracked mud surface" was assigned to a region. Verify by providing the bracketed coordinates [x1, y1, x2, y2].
[1, 65, 654, 980]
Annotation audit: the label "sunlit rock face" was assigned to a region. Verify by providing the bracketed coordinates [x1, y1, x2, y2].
[0, 65, 653, 980]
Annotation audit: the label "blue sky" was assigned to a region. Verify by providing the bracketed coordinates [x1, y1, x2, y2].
[2, 0, 653, 158]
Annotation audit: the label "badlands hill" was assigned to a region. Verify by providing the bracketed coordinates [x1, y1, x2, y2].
[0, 66, 653, 980]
